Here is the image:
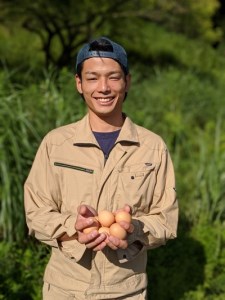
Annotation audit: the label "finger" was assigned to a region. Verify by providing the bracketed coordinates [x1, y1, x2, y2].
[124, 204, 132, 214]
[116, 221, 134, 233]
[77, 205, 97, 217]
[78, 229, 99, 244]
[119, 239, 128, 249]
[114, 205, 132, 215]
[77, 204, 87, 215]
[107, 236, 128, 250]
[127, 223, 134, 233]
[106, 240, 118, 250]
[75, 217, 94, 231]
[85, 233, 107, 249]
[92, 240, 107, 251]
[107, 235, 120, 250]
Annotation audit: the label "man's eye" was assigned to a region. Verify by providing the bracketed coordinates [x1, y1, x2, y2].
[87, 78, 97, 80]
[110, 76, 120, 80]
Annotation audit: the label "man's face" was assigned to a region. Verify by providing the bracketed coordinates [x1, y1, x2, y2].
[75, 57, 130, 119]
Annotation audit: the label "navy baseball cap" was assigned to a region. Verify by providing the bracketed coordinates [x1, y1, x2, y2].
[75, 37, 129, 74]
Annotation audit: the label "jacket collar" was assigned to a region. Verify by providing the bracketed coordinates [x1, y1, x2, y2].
[73, 113, 139, 146]
[73, 114, 97, 145]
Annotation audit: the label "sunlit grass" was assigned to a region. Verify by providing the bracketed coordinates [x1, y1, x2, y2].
[0, 69, 85, 241]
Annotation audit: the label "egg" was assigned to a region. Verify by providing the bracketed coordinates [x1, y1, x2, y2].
[83, 225, 99, 234]
[109, 223, 127, 240]
[98, 210, 115, 227]
[98, 226, 110, 235]
[83, 218, 99, 234]
[115, 211, 132, 224]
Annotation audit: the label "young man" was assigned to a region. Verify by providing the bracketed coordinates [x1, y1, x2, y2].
[24, 37, 178, 300]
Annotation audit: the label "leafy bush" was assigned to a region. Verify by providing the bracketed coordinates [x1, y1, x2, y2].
[0, 241, 49, 300]
[0, 25, 43, 74]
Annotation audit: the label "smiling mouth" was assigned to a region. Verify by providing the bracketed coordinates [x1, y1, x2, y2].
[95, 97, 114, 104]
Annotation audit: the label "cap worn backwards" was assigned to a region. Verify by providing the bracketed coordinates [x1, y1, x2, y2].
[76, 37, 129, 74]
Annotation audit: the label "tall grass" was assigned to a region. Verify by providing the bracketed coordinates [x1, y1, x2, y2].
[194, 114, 225, 224]
[0, 69, 85, 241]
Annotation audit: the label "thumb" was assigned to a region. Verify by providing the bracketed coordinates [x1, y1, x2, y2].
[124, 204, 132, 214]
[77, 204, 87, 215]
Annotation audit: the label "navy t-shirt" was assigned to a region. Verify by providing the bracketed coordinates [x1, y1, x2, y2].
[93, 130, 120, 160]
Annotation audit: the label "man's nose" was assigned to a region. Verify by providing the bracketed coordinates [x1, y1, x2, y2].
[98, 78, 110, 92]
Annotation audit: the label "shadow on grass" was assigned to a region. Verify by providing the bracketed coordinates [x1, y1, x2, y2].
[147, 213, 206, 300]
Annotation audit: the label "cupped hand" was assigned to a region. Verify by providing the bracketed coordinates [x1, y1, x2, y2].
[75, 204, 107, 251]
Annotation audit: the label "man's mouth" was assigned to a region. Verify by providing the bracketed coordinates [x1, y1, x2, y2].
[95, 97, 114, 104]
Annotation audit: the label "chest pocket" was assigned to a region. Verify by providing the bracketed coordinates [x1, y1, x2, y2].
[53, 161, 94, 211]
[117, 162, 156, 214]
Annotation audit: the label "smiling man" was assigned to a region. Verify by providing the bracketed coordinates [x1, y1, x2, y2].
[24, 37, 178, 300]
[77, 57, 128, 124]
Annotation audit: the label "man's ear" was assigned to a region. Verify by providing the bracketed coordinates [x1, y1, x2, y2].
[75, 74, 82, 94]
[125, 74, 131, 92]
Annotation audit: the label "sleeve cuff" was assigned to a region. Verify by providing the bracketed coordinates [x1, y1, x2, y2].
[63, 215, 77, 237]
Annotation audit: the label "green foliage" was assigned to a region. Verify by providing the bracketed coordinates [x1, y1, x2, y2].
[0, 1, 225, 298]
[0, 241, 49, 300]
[124, 22, 225, 79]
[0, 69, 86, 241]
[147, 217, 225, 300]
[0, 25, 43, 72]
[193, 120, 225, 224]
[178, 0, 222, 42]
[186, 223, 225, 299]
[147, 214, 206, 300]
[0, 0, 222, 69]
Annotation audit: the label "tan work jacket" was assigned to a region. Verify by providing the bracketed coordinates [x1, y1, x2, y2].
[24, 114, 178, 299]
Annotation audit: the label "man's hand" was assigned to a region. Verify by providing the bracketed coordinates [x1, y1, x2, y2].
[75, 205, 108, 251]
[106, 204, 134, 250]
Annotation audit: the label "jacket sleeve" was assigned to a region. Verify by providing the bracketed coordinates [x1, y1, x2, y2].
[117, 147, 178, 263]
[24, 134, 86, 261]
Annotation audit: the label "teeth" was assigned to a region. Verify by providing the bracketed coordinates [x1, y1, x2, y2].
[97, 98, 113, 102]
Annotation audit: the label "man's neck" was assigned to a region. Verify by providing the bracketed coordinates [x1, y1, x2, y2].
[89, 113, 124, 132]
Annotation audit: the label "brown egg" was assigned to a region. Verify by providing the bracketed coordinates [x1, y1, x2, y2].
[115, 211, 132, 223]
[109, 223, 127, 240]
[98, 226, 110, 235]
[83, 225, 99, 234]
[98, 210, 115, 227]
[83, 218, 99, 234]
